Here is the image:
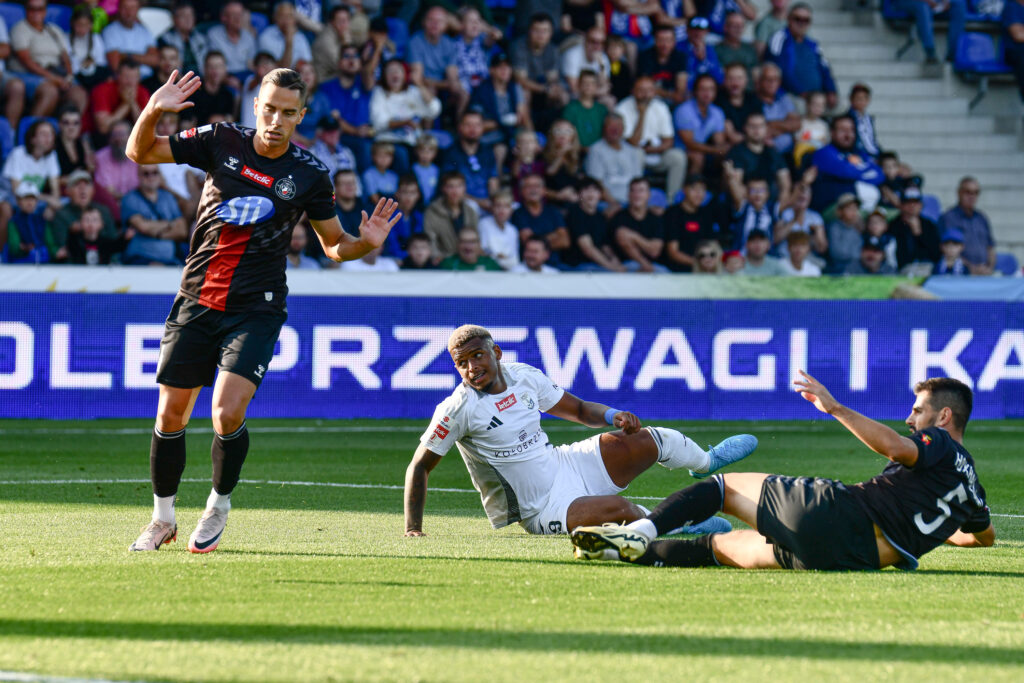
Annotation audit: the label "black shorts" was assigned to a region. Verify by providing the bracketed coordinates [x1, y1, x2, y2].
[756, 475, 880, 571]
[155, 295, 286, 389]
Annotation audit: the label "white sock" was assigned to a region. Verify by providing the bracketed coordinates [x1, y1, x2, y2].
[625, 518, 657, 542]
[648, 427, 711, 472]
[153, 494, 175, 524]
[206, 488, 231, 512]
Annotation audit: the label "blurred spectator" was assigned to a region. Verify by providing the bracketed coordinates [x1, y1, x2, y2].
[102, 0, 159, 78]
[363, 142, 399, 205]
[120, 164, 188, 266]
[892, 0, 965, 63]
[9, 0, 87, 117]
[616, 76, 686, 202]
[424, 171, 478, 260]
[775, 176, 827, 259]
[440, 228, 503, 271]
[562, 27, 612, 100]
[723, 249, 745, 274]
[154, 115, 203, 220]
[511, 130, 545, 200]
[563, 176, 624, 272]
[312, 5, 352, 83]
[664, 174, 724, 271]
[186, 54, 236, 124]
[584, 112, 644, 209]
[562, 69, 608, 149]
[889, 186, 941, 272]
[810, 115, 884, 212]
[675, 74, 729, 178]
[512, 173, 571, 261]
[258, 1, 312, 69]
[453, 7, 494, 97]
[67, 205, 127, 265]
[369, 59, 442, 173]
[82, 0, 111, 34]
[826, 192, 864, 274]
[309, 117, 359, 183]
[472, 53, 528, 167]
[5, 184, 51, 263]
[87, 59, 149, 139]
[864, 208, 897, 269]
[693, 0, 758, 35]
[562, 0, 603, 36]
[542, 120, 582, 204]
[878, 151, 919, 209]
[142, 44, 181, 98]
[793, 91, 828, 166]
[401, 233, 437, 270]
[413, 134, 440, 204]
[1003, 0, 1024, 102]
[339, 244, 400, 272]
[514, 0, 564, 37]
[239, 52, 278, 130]
[604, 0, 654, 68]
[844, 235, 897, 275]
[713, 64, 757, 149]
[206, 1, 258, 79]
[754, 63, 800, 154]
[740, 228, 786, 275]
[68, 6, 110, 90]
[715, 12, 759, 81]
[934, 229, 969, 275]
[332, 169, 369, 244]
[3, 118, 61, 211]
[637, 25, 689, 107]
[317, 44, 375, 171]
[679, 17, 724, 91]
[294, 59, 329, 142]
[478, 189, 520, 270]
[381, 175, 424, 260]
[47, 170, 118, 263]
[512, 236, 560, 274]
[159, 2, 208, 78]
[692, 238, 724, 273]
[408, 6, 463, 109]
[724, 166, 777, 251]
[725, 112, 791, 204]
[54, 105, 95, 183]
[847, 83, 880, 160]
[610, 177, 667, 273]
[292, 0, 325, 34]
[764, 3, 837, 109]
[0, 15, 27, 131]
[440, 109, 499, 212]
[513, 13, 569, 132]
[938, 176, 996, 274]
[286, 221, 321, 270]
[780, 230, 821, 276]
[606, 35, 634, 102]
[755, 0, 788, 57]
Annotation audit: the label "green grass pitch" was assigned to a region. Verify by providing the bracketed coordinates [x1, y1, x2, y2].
[1, 418, 1022, 682]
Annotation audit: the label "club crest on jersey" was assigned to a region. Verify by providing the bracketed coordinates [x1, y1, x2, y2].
[921, 434, 932, 445]
[180, 124, 212, 139]
[242, 165, 274, 188]
[275, 176, 297, 200]
[496, 394, 517, 412]
[523, 395, 536, 410]
[433, 424, 450, 440]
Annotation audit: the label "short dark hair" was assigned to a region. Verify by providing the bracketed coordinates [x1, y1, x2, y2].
[329, 4, 351, 21]
[441, 170, 466, 186]
[850, 82, 872, 98]
[262, 67, 308, 106]
[879, 151, 900, 164]
[398, 173, 419, 189]
[205, 50, 226, 66]
[118, 58, 140, 71]
[525, 235, 549, 249]
[578, 69, 598, 82]
[692, 73, 718, 91]
[654, 24, 675, 34]
[830, 114, 856, 130]
[528, 12, 553, 27]
[577, 176, 602, 192]
[407, 233, 431, 246]
[914, 378, 973, 432]
[628, 176, 650, 190]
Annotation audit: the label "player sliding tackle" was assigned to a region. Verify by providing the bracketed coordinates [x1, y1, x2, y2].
[126, 68, 401, 553]
[404, 325, 758, 537]
[572, 373, 995, 570]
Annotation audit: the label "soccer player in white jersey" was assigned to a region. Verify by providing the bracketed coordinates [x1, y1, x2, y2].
[404, 325, 758, 537]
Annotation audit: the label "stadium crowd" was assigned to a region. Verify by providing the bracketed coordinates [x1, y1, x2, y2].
[0, 0, 1007, 276]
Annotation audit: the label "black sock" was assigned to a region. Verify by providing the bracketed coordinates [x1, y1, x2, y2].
[648, 476, 724, 536]
[211, 422, 249, 495]
[634, 535, 718, 567]
[151, 427, 186, 497]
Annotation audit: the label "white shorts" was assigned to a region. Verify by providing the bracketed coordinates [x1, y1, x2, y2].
[518, 435, 625, 535]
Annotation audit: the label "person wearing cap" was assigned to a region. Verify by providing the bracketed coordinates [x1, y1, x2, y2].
[665, 174, 726, 272]
[722, 249, 745, 274]
[845, 235, 897, 275]
[47, 169, 119, 263]
[934, 228, 969, 276]
[938, 176, 996, 275]
[764, 3, 837, 108]
[826, 192, 864, 274]
[680, 16, 724, 92]
[888, 186, 941, 272]
[615, 75, 687, 202]
[739, 227, 786, 275]
[4, 183, 52, 264]
[637, 25, 689, 106]
[561, 26, 613, 100]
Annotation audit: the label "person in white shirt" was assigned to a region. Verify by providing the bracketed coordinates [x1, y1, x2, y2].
[780, 231, 822, 277]
[338, 244, 400, 272]
[511, 237, 560, 274]
[404, 325, 758, 536]
[561, 26, 612, 100]
[257, 1, 313, 69]
[614, 75, 686, 201]
[477, 190, 520, 270]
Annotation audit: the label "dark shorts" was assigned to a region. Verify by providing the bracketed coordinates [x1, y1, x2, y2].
[756, 475, 880, 571]
[155, 295, 286, 389]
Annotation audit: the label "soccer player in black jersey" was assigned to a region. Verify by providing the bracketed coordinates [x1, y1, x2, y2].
[572, 373, 995, 570]
[126, 69, 401, 552]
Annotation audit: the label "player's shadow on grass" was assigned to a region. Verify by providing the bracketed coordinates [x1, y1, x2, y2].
[1, 618, 1022, 664]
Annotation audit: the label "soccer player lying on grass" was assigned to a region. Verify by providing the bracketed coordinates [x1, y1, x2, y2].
[403, 325, 757, 537]
[571, 373, 995, 570]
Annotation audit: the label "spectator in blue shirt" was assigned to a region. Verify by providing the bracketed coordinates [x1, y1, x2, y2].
[674, 74, 729, 177]
[809, 115, 883, 212]
[1002, 0, 1024, 102]
[102, 0, 159, 79]
[316, 45, 375, 171]
[680, 17, 724, 90]
[937, 176, 997, 274]
[120, 165, 188, 266]
[511, 173, 571, 265]
[363, 142, 400, 205]
[764, 3, 837, 109]
[892, 0, 966, 64]
[754, 63, 801, 154]
[408, 6, 464, 110]
[440, 109, 499, 212]
[381, 175, 424, 260]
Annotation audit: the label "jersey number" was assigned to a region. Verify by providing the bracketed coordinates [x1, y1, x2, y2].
[913, 483, 967, 535]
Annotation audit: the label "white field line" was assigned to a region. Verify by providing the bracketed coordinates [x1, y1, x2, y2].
[0, 477, 1021, 520]
[0, 672, 145, 683]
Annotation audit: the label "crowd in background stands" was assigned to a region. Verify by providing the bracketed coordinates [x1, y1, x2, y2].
[0, 0, 1007, 276]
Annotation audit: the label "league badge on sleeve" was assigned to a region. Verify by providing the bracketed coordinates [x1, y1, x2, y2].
[274, 176, 297, 200]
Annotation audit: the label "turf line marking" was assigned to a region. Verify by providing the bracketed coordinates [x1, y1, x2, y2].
[2, 477, 1022, 519]
[0, 672, 143, 683]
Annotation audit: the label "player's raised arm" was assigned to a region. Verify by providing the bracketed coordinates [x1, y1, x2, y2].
[546, 391, 642, 435]
[126, 69, 202, 165]
[310, 197, 402, 263]
[794, 370, 918, 466]
[404, 445, 443, 536]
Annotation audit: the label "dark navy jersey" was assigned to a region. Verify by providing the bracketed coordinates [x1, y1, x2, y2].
[847, 427, 989, 565]
[169, 123, 335, 313]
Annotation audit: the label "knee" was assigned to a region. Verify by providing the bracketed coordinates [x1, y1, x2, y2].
[211, 405, 245, 435]
[156, 404, 189, 432]
[6, 78, 25, 98]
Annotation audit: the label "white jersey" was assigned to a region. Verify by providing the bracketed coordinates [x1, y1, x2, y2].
[419, 362, 566, 528]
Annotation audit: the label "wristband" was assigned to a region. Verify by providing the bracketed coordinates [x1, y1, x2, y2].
[604, 408, 620, 425]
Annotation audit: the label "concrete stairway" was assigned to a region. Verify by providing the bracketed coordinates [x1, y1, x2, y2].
[800, 0, 1024, 262]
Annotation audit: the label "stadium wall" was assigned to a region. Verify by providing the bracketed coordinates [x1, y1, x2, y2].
[1, 269, 1022, 421]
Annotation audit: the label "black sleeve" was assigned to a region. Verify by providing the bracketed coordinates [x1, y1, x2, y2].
[959, 505, 992, 534]
[168, 123, 218, 172]
[304, 171, 338, 222]
[910, 427, 949, 470]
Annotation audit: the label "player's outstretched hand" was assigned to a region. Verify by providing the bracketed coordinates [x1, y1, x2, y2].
[150, 70, 202, 113]
[793, 370, 839, 415]
[613, 411, 642, 435]
[358, 197, 403, 248]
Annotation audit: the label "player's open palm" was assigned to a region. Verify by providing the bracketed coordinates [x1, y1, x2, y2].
[358, 197, 402, 248]
[794, 370, 838, 415]
[150, 70, 202, 113]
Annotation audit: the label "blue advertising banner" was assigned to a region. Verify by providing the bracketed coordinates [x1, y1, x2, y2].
[0, 293, 1022, 421]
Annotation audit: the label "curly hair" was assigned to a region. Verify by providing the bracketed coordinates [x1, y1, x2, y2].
[447, 325, 493, 353]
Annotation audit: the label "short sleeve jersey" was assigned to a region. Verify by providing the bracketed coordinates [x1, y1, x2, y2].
[169, 123, 335, 313]
[847, 427, 990, 567]
[419, 362, 565, 528]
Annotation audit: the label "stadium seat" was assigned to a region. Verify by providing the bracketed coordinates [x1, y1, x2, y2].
[0, 2, 25, 30]
[995, 253, 1020, 276]
[17, 116, 60, 146]
[138, 7, 173, 39]
[386, 17, 409, 58]
[649, 188, 668, 209]
[46, 4, 72, 32]
[953, 33, 1013, 109]
[921, 194, 942, 222]
[250, 11, 270, 35]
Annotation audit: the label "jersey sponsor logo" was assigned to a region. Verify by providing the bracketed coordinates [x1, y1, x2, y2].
[274, 177, 297, 200]
[242, 165, 274, 188]
[433, 423, 450, 439]
[518, 429, 527, 442]
[496, 394, 517, 412]
[181, 127, 197, 139]
[225, 156, 240, 170]
[214, 196, 276, 226]
[180, 124, 212, 139]
[486, 416, 503, 430]
[920, 434, 932, 445]
[685, 221, 700, 233]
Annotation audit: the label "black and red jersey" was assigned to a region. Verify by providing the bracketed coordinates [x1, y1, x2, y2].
[169, 123, 335, 313]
